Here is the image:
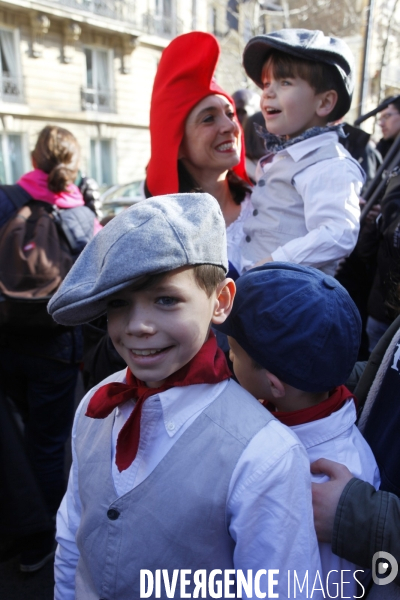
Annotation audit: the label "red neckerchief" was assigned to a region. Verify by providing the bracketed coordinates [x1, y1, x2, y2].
[264, 385, 356, 427]
[86, 332, 231, 471]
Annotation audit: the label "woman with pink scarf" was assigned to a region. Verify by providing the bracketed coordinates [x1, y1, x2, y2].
[0, 126, 100, 573]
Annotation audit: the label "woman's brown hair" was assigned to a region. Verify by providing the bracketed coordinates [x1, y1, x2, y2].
[32, 125, 80, 193]
[144, 161, 251, 205]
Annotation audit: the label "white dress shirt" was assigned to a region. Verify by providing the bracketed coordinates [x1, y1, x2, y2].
[226, 193, 254, 275]
[252, 132, 363, 274]
[291, 399, 380, 596]
[55, 371, 323, 600]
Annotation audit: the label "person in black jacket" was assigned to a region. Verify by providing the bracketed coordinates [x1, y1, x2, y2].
[358, 170, 400, 351]
[0, 126, 98, 573]
[340, 122, 382, 189]
[376, 96, 400, 160]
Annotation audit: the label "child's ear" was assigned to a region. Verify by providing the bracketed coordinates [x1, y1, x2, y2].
[211, 278, 236, 325]
[316, 90, 338, 119]
[265, 371, 285, 398]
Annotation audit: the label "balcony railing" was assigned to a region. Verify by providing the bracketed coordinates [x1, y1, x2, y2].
[141, 11, 183, 37]
[81, 86, 114, 112]
[55, 1, 182, 37]
[58, 0, 137, 24]
[1, 74, 23, 103]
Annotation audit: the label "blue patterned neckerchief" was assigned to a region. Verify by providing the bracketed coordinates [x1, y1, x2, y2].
[254, 123, 346, 154]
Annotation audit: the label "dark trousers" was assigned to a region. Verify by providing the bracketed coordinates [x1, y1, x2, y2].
[0, 348, 78, 517]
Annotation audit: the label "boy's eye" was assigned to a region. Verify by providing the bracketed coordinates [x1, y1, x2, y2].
[107, 298, 128, 309]
[155, 296, 178, 306]
[281, 80, 292, 86]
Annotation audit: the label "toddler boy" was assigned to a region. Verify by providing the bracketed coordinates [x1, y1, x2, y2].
[48, 194, 322, 599]
[217, 263, 380, 596]
[241, 29, 364, 276]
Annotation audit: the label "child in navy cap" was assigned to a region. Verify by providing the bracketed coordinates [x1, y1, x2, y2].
[217, 263, 380, 596]
[241, 29, 364, 276]
[48, 194, 323, 599]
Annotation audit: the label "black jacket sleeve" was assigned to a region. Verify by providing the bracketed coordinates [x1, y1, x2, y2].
[0, 188, 17, 228]
[333, 478, 400, 585]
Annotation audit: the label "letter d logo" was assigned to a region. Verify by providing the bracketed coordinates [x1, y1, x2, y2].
[372, 552, 398, 585]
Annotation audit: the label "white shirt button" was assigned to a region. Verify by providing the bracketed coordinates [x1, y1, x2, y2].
[167, 422, 175, 431]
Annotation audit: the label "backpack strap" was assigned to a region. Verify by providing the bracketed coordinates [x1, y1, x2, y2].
[0, 185, 92, 255]
[51, 206, 82, 254]
[0, 184, 33, 210]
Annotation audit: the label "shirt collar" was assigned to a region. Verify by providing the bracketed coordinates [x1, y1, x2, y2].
[284, 130, 340, 162]
[158, 381, 228, 437]
[290, 398, 356, 448]
[255, 122, 344, 155]
[116, 379, 229, 438]
[259, 130, 342, 173]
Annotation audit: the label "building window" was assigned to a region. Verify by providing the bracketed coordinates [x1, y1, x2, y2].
[90, 139, 114, 187]
[0, 134, 25, 183]
[192, 0, 197, 29]
[143, 0, 180, 37]
[0, 28, 23, 102]
[227, 0, 239, 31]
[210, 7, 218, 35]
[81, 48, 114, 112]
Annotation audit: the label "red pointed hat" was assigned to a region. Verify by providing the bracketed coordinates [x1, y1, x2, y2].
[146, 31, 249, 196]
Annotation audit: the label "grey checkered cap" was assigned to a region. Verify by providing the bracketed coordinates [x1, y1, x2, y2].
[48, 193, 228, 326]
[243, 29, 355, 120]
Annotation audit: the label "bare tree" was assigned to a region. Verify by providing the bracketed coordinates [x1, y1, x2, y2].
[214, 0, 400, 119]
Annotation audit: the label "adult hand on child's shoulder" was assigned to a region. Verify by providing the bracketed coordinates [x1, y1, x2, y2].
[310, 458, 354, 544]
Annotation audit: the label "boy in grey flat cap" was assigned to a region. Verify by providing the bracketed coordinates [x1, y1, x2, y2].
[241, 28, 365, 276]
[49, 193, 322, 600]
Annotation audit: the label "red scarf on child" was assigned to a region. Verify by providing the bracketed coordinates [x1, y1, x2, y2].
[86, 333, 231, 471]
[264, 385, 355, 427]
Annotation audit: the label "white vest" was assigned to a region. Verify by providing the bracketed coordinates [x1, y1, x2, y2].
[242, 142, 356, 275]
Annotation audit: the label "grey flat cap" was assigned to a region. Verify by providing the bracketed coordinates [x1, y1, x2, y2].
[48, 193, 228, 326]
[243, 29, 354, 120]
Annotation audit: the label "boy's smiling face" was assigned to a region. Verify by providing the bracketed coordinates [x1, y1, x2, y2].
[260, 67, 335, 138]
[107, 267, 233, 388]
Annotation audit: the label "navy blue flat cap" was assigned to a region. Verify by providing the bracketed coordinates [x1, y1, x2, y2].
[243, 29, 354, 120]
[217, 263, 361, 393]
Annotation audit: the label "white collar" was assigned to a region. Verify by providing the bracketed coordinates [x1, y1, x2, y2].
[289, 399, 356, 448]
[116, 379, 229, 438]
[282, 130, 339, 163]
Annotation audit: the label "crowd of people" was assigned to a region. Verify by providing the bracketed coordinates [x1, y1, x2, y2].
[0, 25, 399, 600]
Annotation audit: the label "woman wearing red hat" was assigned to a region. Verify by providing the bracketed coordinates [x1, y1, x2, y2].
[145, 31, 253, 279]
[81, 32, 252, 389]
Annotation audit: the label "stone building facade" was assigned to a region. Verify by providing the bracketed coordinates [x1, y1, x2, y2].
[2, 0, 398, 186]
[0, 0, 208, 186]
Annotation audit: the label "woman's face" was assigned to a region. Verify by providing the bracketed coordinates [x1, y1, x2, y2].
[179, 94, 240, 179]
